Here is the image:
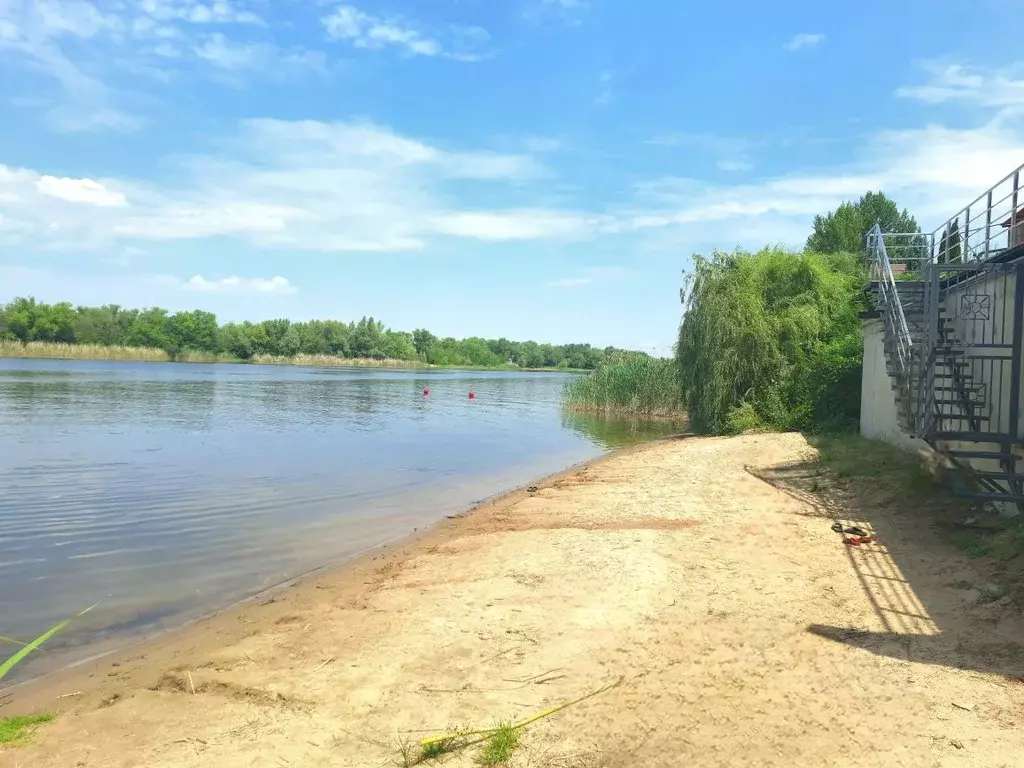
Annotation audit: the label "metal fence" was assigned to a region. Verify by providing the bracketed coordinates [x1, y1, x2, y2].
[931, 162, 1024, 265]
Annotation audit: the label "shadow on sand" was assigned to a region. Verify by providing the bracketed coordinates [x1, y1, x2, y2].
[748, 448, 1024, 682]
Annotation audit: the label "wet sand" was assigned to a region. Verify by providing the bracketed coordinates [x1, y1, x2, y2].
[3, 433, 1024, 767]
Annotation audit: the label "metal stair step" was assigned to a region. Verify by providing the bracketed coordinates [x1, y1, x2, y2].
[967, 469, 1024, 481]
[953, 489, 1024, 503]
[931, 431, 1010, 442]
[945, 449, 1017, 460]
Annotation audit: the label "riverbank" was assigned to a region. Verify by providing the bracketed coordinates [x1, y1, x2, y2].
[0, 341, 589, 372]
[5, 434, 1024, 767]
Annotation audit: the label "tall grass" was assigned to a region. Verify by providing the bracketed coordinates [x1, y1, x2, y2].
[0, 342, 428, 368]
[562, 357, 684, 417]
[251, 353, 429, 368]
[0, 340, 169, 361]
[175, 350, 239, 364]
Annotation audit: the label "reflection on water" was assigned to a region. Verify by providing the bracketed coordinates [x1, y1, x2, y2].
[0, 359, 678, 681]
[561, 410, 687, 448]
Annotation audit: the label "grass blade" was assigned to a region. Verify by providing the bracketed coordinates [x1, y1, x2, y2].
[0, 603, 99, 682]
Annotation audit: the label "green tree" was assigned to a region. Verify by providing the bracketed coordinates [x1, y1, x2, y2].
[381, 330, 417, 360]
[412, 328, 437, 359]
[1, 296, 643, 369]
[806, 191, 919, 255]
[349, 317, 384, 358]
[218, 323, 254, 359]
[168, 310, 218, 352]
[515, 340, 543, 368]
[937, 220, 962, 264]
[74, 305, 123, 346]
[4, 298, 76, 342]
[123, 307, 172, 350]
[458, 337, 503, 367]
[677, 247, 863, 434]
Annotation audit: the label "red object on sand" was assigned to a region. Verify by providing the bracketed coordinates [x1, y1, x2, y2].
[468, 391, 475, 399]
[423, 387, 429, 396]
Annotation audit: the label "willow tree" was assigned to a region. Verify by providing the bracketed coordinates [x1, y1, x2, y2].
[676, 247, 864, 434]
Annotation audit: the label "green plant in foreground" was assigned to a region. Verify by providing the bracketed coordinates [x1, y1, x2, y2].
[478, 722, 520, 766]
[0, 714, 55, 745]
[420, 737, 459, 761]
[0, 605, 97, 748]
[0, 603, 97, 683]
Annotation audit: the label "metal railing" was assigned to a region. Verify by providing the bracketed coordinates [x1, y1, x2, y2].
[866, 224, 914, 378]
[869, 231, 935, 276]
[931, 162, 1024, 265]
[864, 225, 921, 438]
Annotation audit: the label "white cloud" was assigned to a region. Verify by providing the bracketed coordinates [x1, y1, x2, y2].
[648, 133, 755, 172]
[896, 62, 1024, 108]
[525, 0, 589, 22]
[717, 159, 753, 172]
[0, 0, 312, 131]
[617, 115, 1024, 254]
[322, 4, 488, 60]
[785, 33, 824, 52]
[518, 135, 564, 153]
[193, 33, 326, 76]
[547, 265, 630, 288]
[136, 0, 263, 26]
[35, 175, 129, 206]
[0, 120, 576, 253]
[35, 0, 124, 38]
[5, 57, 1024, 264]
[432, 210, 593, 241]
[184, 275, 297, 294]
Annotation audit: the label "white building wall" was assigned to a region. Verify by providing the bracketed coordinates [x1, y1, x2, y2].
[860, 317, 928, 452]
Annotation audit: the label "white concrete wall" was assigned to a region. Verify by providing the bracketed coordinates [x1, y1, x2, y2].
[860, 318, 927, 452]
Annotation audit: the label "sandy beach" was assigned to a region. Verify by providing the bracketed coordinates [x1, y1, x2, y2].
[3, 433, 1024, 767]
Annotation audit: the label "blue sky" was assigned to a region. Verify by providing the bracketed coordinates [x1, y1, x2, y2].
[1, 0, 1023, 355]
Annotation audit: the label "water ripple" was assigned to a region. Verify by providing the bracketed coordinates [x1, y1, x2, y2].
[0, 359, 676, 681]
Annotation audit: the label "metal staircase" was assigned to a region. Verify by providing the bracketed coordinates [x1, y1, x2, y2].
[865, 222, 1024, 511]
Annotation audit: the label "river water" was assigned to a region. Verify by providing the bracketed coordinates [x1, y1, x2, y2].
[0, 359, 677, 681]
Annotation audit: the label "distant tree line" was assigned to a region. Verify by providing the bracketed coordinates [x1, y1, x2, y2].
[0, 297, 641, 370]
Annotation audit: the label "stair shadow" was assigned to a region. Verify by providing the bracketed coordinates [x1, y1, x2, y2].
[749, 457, 1024, 682]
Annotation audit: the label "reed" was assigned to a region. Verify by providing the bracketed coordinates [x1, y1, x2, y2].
[0, 340, 169, 362]
[251, 353, 429, 368]
[562, 356, 684, 417]
[175, 350, 239, 364]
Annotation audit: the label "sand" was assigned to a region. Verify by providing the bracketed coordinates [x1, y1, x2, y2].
[3, 433, 1023, 767]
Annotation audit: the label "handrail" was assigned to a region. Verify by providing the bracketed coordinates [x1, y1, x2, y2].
[866, 224, 913, 376]
[932, 161, 1023, 264]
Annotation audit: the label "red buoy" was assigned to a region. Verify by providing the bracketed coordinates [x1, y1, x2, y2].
[468, 391, 475, 399]
[423, 387, 429, 396]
